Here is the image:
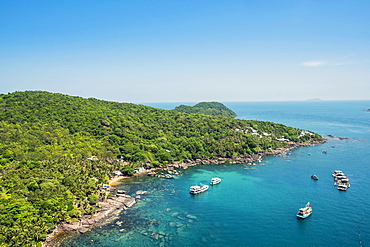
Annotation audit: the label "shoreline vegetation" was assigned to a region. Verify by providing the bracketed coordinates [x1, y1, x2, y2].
[42, 139, 325, 247]
[0, 91, 326, 246]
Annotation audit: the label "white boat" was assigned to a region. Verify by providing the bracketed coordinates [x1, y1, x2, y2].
[334, 178, 350, 186]
[337, 181, 350, 190]
[337, 183, 350, 191]
[190, 183, 209, 195]
[210, 177, 221, 185]
[334, 175, 347, 181]
[296, 202, 312, 219]
[332, 170, 350, 190]
[332, 170, 343, 177]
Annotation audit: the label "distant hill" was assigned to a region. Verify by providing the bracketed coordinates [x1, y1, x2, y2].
[173, 102, 237, 118]
[0, 91, 323, 246]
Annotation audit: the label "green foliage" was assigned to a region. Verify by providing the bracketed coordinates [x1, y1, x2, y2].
[88, 194, 98, 205]
[0, 157, 118, 246]
[173, 101, 237, 118]
[0, 91, 323, 246]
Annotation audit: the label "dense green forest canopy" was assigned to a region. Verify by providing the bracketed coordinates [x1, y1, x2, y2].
[0, 91, 323, 246]
[173, 102, 237, 118]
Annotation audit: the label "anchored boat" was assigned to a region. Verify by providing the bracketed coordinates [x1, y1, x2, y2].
[296, 202, 312, 219]
[332, 170, 344, 177]
[311, 174, 319, 180]
[337, 183, 350, 191]
[332, 170, 350, 191]
[189, 183, 209, 195]
[210, 177, 221, 185]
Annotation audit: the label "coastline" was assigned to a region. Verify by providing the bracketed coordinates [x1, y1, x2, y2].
[42, 186, 138, 247]
[143, 139, 326, 177]
[42, 176, 134, 247]
[42, 139, 325, 246]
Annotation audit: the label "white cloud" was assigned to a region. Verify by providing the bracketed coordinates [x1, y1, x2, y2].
[302, 61, 327, 67]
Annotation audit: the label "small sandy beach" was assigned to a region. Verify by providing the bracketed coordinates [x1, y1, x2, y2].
[109, 176, 129, 186]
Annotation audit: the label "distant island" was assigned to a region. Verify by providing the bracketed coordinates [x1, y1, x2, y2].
[306, 98, 322, 101]
[0, 91, 324, 246]
[172, 102, 237, 118]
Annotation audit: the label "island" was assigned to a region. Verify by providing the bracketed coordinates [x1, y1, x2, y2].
[0, 91, 325, 247]
[172, 102, 237, 118]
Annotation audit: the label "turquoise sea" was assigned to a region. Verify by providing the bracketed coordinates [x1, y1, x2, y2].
[61, 100, 370, 247]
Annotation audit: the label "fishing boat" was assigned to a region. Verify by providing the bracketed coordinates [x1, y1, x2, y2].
[210, 177, 221, 185]
[311, 174, 319, 180]
[165, 174, 174, 179]
[189, 183, 209, 195]
[296, 202, 312, 219]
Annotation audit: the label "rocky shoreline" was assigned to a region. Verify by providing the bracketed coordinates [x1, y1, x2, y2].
[42, 193, 138, 247]
[42, 139, 325, 246]
[143, 140, 326, 177]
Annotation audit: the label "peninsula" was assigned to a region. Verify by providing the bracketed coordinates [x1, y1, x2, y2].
[0, 91, 324, 246]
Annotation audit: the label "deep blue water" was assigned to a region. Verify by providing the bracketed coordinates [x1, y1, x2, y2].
[62, 100, 370, 247]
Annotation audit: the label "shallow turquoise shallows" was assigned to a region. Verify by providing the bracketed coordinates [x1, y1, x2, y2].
[61, 100, 370, 247]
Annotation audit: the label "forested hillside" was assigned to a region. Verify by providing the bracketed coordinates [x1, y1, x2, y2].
[173, 101, 237, 117]
[0, 91, 323, 246]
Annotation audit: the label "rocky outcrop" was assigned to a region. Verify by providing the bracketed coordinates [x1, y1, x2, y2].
[43, 194, 137, 247]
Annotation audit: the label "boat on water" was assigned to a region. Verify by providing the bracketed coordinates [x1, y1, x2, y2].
[189, 183, 209, 195]
[165, 174, 174, 179]
[334, 176, 347, 181]
[334, 178, 350, 185]
[337, 183, 350, 191]
[210, 177, 221, 185]
[336, 179, 350, 191]
[332, 170, 344, 177]
[332, 170, 350, 191]
[311, 174, 319, 180]
[296, 202, 312, 219]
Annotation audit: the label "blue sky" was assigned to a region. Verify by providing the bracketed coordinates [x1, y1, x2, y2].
[1, 0, 369, 103]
